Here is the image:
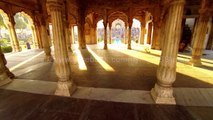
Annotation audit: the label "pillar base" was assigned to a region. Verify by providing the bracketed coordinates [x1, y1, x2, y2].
[155, 46, 161, 50]
[151, 84, 176, 104]
[128, 45, 131, 50]
[104, 45, 108, 49]
[14, 48, 22, 52]
[44, 55, 54, 62]
[55, 81, 77, 97]
[67, 46, 73, 53]
[5, 68, 15, 79]
[0, 73, 13, 86]
[189, 58, 202, 66]
[80, 45, 86, 49]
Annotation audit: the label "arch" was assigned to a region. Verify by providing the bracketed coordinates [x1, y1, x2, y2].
[0, 9, 16, 52]
[108, 11, 128, 27]
[0, 9, 10, 25]
[14, 11, 38, 50]
[69, 13, 77, 25]
[97, 19, 104, 43]
[108, 11, 128, 18]
[85, 12, 104, 27]
[14, 11, 34, 25]
[111, 18, 125, 44]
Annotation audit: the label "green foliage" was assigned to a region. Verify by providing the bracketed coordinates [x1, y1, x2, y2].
[0, 15, 6, 28]
[0, 38, 8, 46]
[14, 14, 28, 29]
[1, 46, 12, 53]
[0, 38, 12, 53]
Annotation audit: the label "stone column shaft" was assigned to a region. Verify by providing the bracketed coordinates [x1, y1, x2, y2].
[206, 19, 213, 50]
[151, 0, 185, 104]
[147, 22, 153, 44]
[47, 0, 76, 96]
[78, 22, 86, 49]
[103, 21, 108, 49]
[109, 24, 112, 44]
[189, 10, 211, 66]
[35, 24, 43, 48]
[40, 24, 53, 62]
[90, 26, 97, 44]
[70, 25, 73, 45]
[151, 23, 161, 49]
[6, 24, 16, 51]
[125, 26, 128, 44]
[7, 18, 21, 52]
[140, 25, 145, 44]
[64, 22, 72, 52]
[128, 20, 132, 49]
[0, 47, 13, 86]
[31, 26, 39, 48]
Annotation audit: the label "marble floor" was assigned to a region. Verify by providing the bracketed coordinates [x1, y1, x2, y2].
[1, 44, 213, 119]
[6, 44, 213, 90]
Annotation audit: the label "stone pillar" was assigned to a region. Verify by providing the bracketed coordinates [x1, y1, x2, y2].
[140, 23, 145, 44]
[147, 22, 153, 44]
[5, 24, 16, 51]
[31, 25, 39, 48]
[206, 19, 213, 50]
[77, 9, 86, 49]
[47, 0, 76, 96]
[90, 25, 97, 44]
[189, 8, 211, 66]
[8, 16, 21, 52]
[151, 0, 185, 104]
[125, 24, 128, 44]
[0, 47, 13, 86]
[40, 17, 53, 62]
[151, 21, 161, 49]
[128, 19, 133, 49]
[103, 20, 108, 49]
[109, 23, 112, 44]
[64, 21, 72, 52]
[34, 23, 43, 48]
[78, 22, 86, 49]
[70, 25, 73, 44]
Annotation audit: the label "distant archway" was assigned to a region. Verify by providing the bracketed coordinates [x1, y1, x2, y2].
[97, 19, 104, 43]
[111, 19, 125, 44]
[0, 9, 13, 52]
[132, 19, 141, 44]
[14, 12, 38, 50]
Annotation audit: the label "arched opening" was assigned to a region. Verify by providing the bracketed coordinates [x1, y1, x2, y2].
[97, 19, 104, 44]
[111, 19, 125, 44]
[14, 12, 38, 50]
[132, 18, 141, 45]
[0, 9, 13, 53]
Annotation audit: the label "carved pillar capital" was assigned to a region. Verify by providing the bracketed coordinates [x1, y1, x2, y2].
[162, 0, 185, 6]
[199, 8, 212, 21]
[128, 18, 133, 28]
[47, 0, 63, 11]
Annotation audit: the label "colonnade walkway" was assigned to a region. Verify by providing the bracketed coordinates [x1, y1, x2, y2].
[0, 44, 213, 119]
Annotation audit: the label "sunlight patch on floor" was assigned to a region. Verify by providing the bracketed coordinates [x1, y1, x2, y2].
[87, 47, 115, 72]
[74, 49, 87, 70]
[110, 45, 160, 65]
[111, 44, 213, 85]
[9, 51, 44, 71]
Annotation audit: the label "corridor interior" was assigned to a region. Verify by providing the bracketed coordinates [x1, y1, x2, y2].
[2, 43, 212, 98]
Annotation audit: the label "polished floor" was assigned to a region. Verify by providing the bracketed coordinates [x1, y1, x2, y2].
[0, 89, 208, 120]
[1, 44, 213, 120]
[6, 44, 213, 90]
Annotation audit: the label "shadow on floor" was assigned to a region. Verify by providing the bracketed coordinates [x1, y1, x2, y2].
[14, 47, 213, 90]
[0, 89, 196, 120]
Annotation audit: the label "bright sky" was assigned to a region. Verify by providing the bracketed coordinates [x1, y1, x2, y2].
[97, 19, 141, 28]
